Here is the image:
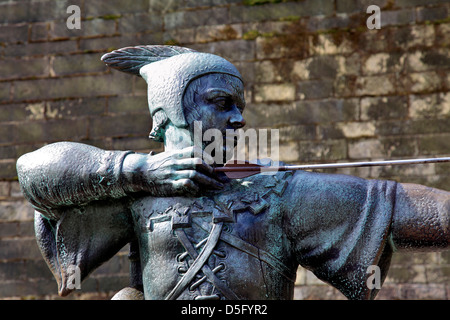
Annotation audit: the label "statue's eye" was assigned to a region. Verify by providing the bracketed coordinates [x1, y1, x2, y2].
[212, 97, 230, 109]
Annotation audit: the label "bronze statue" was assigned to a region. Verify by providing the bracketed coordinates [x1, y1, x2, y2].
[16, 46, 450, 300]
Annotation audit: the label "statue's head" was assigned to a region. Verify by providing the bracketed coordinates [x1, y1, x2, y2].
[101, 46, 246, 152]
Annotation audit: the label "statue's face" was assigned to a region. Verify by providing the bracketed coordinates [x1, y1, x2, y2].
[183, 73, 246, 164]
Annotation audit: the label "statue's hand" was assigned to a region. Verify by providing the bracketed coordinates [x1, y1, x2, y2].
[121, 146, 225, 196]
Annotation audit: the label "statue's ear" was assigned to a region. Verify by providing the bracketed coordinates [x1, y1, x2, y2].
[101, 45, 196, 76]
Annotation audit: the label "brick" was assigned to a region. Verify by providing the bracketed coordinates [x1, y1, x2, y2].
[338, 121, 376, 138]
[0, 25, 29, 44]
[395, 0, 450, 8]
[0, 0, 82, 24]
[419, 134, 450, 155]
[306, 55, 343, 79]
[119, 13, 163, 34]
[0, 182, 9, 197]
[307, 15, 352, 32]
[0, 238, 41, 260]
[292, 99, 358, 124]
[165, 7, 229, 30]
[232, 0, 334, 24]
[278, 141, 300, 163]
[380, 136, 418, 158]
[4, 40, 79, 58]
[360, 96, 408, 121]
[163, 28, 196, 45]
[362, 53, 405, 76]
[108, 96, 148, 114]
[355, 75, 396, 96]
[298, 139, 347, 162]
[47, 97, 107, 118]
[13, 73, 133, 101]
[0, 82, 11, 102]
[52, 53, 107, 76]
[84, 0, 149, 18]
[310, 33, 354, 56]
[149, 0, 183, 13]
[0, 124, 15, 145]
[195, 24, 242, 43]
[358, 27, 390, 52]
[436, 23, 450, 48]
[193, 39, 255, 62]
[0, 222, 18, 238]
[317, 124, 346, 140]
[243, 102, 294, 128]
[336, 0, 388, 13]
[380, 9, 416, 28]
[376, 118, 450, 136]
[0, 278, 56, 298]
[406, 50, 450, 72]
[111, 136, 162, 153]
[51, 18, 117, 40]
[79, 33, 164, 52]
[22, 259, 54, 280]
[186, 0, 243, 8]
[348, 139, 384, 159]
[409, 93, 450, 119]
[18, 221, 34, 237]
[255, 60, 285, 83]
[297, 79, 334, 100]
[416, 5, 449, 22]
[291, 60, 311, 81]
[401, 72, 441, 94]
[255, 33, 313, 60]
[13, 118, 88, 144]
[391, 25, 435, 50]
[278, 125, 317, 142]
[30, 23, 50, 42]
[254, 83, 296, 102]
[88, 113, 151, 139]
[0, 261, 27, 282]
[0, 57, 50, 80]
[0, 146, 17, 160]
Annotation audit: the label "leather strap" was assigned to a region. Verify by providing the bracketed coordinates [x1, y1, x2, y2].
[165, 222, 223, 300]
[175, 227, 240, 300]
[195, 220, 296, 282]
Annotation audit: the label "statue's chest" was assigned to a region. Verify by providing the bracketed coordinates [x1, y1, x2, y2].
[130, 172, 294, 300]
[130, 171, 292, 236]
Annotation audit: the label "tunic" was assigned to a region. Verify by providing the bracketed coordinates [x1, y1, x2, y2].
[18, 142, 398, 300]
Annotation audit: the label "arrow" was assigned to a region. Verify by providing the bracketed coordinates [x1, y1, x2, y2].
[214, 157, 450, 179]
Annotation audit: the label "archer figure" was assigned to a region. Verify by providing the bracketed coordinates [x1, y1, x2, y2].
[17, 46, 450, 300]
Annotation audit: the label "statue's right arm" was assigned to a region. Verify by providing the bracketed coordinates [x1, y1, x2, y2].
[16, 142, 133, 218]
[17, 142, 223, 219]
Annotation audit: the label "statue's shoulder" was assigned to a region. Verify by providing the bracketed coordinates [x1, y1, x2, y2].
[231, 165, 295, 200]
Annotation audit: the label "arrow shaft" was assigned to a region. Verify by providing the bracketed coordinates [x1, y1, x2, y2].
[214, 157, 450, 173]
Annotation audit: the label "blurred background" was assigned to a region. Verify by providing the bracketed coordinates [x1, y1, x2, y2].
[0, 0, 449, 299]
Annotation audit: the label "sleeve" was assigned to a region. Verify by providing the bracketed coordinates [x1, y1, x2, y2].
[34, 199, 135, 297]
[16, 141, 137, 296]
[284, 171, 398, 300]
[16, 142, 134, 220]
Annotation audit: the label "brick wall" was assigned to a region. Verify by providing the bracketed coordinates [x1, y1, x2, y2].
[0, 0, 449, 299]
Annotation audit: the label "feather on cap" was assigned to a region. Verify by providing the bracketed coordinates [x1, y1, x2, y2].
[100, 45, 196, 76]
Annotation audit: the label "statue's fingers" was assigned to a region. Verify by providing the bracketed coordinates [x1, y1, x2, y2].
[173, 158, 214, 175]
[172, 179, 199, 195]
[174, 146, 215, 166]
[176, 170, 224, 190]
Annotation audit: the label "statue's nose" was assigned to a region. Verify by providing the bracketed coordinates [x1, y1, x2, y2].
[229, 106, 246, 129]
